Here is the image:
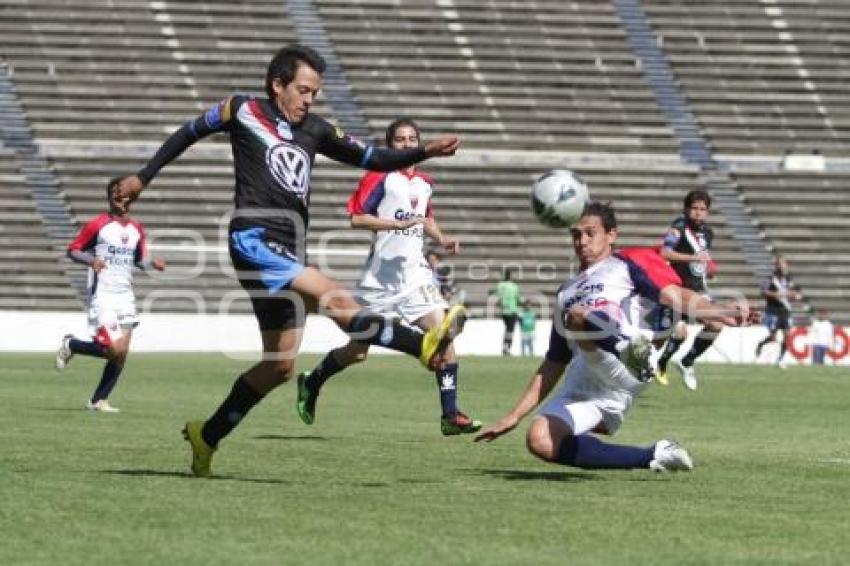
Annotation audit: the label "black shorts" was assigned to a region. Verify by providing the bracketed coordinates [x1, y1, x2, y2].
[764, 311, 791, 332]
[503, 313, 518, 333]
[229, 228, 306, 331]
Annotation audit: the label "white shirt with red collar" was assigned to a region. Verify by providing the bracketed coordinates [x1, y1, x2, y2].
[347, 169, 435, 292]
[68, 213, 147, 300]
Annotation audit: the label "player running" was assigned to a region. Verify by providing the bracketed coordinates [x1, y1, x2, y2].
[475, 202, 756, 472]
[653, 189, 719, 390]
[55, 177, 165, 412]
[755, 256, 801, 368]
[295, 118, 481, 436]
[115, 45, 464, 477]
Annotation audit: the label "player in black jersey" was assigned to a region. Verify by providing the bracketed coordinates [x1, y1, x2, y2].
[755, 256, 801, 368]
[652, 189, 720, 391]
[116, 45, 463, 477]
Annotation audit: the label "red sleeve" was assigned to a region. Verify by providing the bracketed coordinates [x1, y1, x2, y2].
[616, 247, 682, 299]
[68, 214, 110, 252]
[347, 171, 387, 215]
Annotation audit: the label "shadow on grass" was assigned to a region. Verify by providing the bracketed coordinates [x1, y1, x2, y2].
[101, 469, 291, 485]
[252, 434, 328, 441]
[473, 468, 598, 482]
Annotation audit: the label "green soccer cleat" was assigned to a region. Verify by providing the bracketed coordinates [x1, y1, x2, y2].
[420, 304, 467, 369]
[655, 368, 669, 386]
[441, 411, 483, 436]
[296, 372, 317, 425]
[182, 420, 215, 478]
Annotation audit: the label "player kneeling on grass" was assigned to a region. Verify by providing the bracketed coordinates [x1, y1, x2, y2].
[475, 202, 756, 472]
[55, 176, 165, 412]
[296, 118, 480, 436]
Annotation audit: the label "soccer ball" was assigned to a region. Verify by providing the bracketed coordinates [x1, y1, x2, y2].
[530, 169, 590, 228]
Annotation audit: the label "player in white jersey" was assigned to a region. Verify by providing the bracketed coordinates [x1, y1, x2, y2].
[475, 202, 756, 472]
[296, 118, 481, 436]
[55, 177, 165, 412]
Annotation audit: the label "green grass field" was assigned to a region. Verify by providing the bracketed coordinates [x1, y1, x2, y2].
[2, 353, 848, 565]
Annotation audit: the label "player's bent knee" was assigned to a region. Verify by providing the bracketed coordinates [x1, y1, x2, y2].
[526, 420, 557, 462]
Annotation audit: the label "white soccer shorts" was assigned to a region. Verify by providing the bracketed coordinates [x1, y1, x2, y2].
[356, 281, 449, 325]
[538, 348, 648, 435]
[87, 293, 139, 346]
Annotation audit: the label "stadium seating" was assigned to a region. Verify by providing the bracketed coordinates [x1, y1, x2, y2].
[0, 0, 333, 140]
[732, 168, 850, 324]
[315, 0, 678, 152]
[643, 0, 850, 157]
[0, 148, 79, 309]
[47, 150, 760, 317]
[0, 0, 845, 324]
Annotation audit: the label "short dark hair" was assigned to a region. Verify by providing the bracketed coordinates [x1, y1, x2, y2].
[684, 189, 711, 210]
[106, 176, 125, 199]
[265, 45, 326, 99]
[385, 117, 421, 147]
[580, 201, 617, 232]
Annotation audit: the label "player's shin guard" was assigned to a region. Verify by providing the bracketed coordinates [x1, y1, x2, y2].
[658, 337, 684, 370]
[202, 375, 264, 448]
[69, 338, 108, 358]
[681, 332, 717, 367]
[90, 360, 122, 402]
[556, 434, 654, 469]
[348, 310, 422, 357]
[435, 363, 458, 417]
[305, 351, 345, 394]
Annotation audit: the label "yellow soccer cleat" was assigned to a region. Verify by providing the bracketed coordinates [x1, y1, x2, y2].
[656, 368, 669, 386]
[420, 304, 467, 369]
[182, 420, 215, 478]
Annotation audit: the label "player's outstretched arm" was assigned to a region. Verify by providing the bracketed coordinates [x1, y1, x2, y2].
[474, 358, 565, 443]
[423, 135, 460, 158]
[660, 285, 753, 327]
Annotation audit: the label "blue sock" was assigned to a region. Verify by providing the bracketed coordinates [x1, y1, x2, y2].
[435, 363, 459, 417]
[556, 434, 654, 469]
[91, 361, 122, 403]
[69, 338, 107, 358]
[305, 351, 346, 394]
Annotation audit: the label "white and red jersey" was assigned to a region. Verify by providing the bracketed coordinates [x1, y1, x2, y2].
[547, 247, 683, 363]
[68, 213, 148, 298]
[347, 169, 435, 291]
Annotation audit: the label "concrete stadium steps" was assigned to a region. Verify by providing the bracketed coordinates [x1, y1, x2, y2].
[643, 0, 850, 157]
[1, 0, 333, 142]
[48, 152, 760, 316]
[315, 0, 677, 152]
[731, 169, 850, 323]
[0, 148, 79, 309]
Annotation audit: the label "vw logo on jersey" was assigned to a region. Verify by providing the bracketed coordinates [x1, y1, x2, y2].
[690, 261, 707, 276]
[266, 142, 311, 198]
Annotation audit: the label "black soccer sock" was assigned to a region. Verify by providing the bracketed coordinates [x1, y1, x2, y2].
[201, 375, 265, 448]
[305, 351, 346, 394]
[90, 361, 122, 403]
[556, 434, 654, 469]
[69, 338, 107, 358]
[348, 310, 422, 357]
[681, 333, 717, 367]
[435, 363, 459, 417]
[657, 337, 684, 370]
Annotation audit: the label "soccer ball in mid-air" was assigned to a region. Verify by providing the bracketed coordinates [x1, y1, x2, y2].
[530, 169, 590, 228]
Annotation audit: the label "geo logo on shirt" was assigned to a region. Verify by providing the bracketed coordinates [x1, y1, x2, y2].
[266, 142, 311, 198]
